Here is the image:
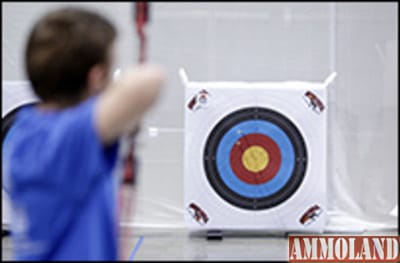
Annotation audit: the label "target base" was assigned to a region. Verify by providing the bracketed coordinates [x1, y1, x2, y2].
[207, 230, 223, 241]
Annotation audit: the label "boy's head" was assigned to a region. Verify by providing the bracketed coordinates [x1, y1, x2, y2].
[25, 7, 117, 106]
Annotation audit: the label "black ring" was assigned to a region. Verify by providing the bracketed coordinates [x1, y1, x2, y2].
[203, 107, 307, 210]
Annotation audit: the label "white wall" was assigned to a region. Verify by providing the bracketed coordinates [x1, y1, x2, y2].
[2, 2, 398, 230]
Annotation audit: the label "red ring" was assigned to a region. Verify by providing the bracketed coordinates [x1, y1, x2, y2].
[230, 133, 281, 185]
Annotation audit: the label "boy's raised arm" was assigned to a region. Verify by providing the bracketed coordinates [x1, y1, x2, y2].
[94, 64, 165, 145]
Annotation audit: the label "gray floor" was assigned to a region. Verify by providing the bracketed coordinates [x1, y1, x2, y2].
[118, 227, 289, 261]
[3, 225, 398, 261]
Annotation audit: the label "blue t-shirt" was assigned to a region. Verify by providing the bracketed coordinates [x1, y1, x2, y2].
[3, 96, 120, 260]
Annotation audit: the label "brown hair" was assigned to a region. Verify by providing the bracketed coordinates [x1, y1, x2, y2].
[25, 7, 117, 104]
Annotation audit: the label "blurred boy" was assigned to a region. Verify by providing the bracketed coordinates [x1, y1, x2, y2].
[3, 7, 165, 260]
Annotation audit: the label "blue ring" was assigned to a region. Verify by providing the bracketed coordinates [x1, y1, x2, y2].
[215, 120, 295, 198]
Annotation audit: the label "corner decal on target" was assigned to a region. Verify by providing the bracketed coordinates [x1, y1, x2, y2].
[187, 89, 211, 112]
[180, 68, 336, 233]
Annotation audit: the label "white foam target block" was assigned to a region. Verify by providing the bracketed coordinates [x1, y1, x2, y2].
[182, 70, 333, 233]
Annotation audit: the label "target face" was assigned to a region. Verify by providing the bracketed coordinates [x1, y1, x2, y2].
[203, 107, 307, 210]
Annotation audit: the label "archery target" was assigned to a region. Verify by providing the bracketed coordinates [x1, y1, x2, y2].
[183, 78, 328, 232]
[204, 107, 307, 210]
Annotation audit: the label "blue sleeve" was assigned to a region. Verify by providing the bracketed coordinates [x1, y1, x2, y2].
[51, 97, 119, 202]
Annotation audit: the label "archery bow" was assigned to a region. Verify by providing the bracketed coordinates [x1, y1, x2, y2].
[122, 2, 149, 184]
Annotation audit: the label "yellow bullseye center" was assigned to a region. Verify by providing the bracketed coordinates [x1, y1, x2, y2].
[242, 146, 269, 173]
